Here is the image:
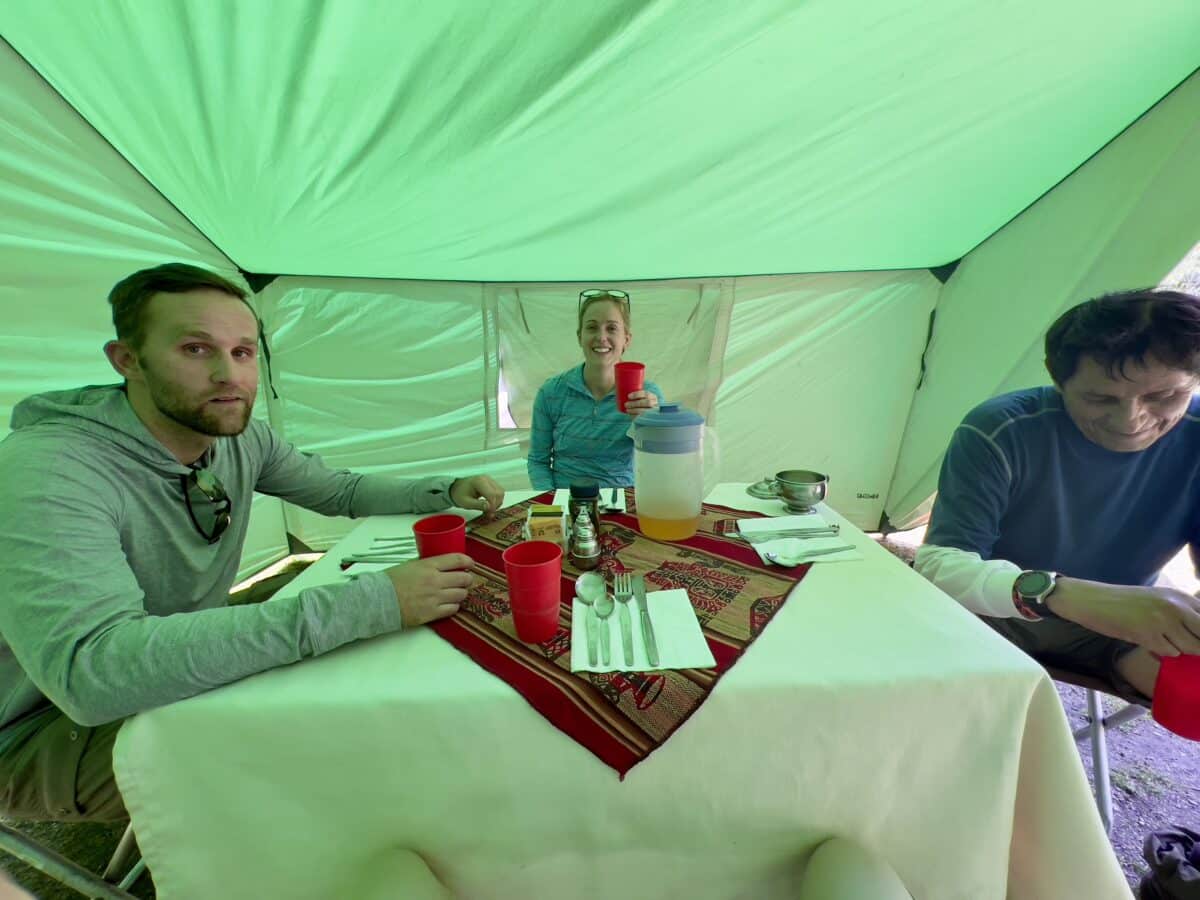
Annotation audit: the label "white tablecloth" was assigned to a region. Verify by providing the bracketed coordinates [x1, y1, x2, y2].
[113, 486, 1129, 899]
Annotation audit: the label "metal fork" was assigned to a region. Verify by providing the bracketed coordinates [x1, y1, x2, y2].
[613, 572, 634, 667]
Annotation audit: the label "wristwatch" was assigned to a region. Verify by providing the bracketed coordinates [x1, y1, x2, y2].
[1012, 570, 1060, 622]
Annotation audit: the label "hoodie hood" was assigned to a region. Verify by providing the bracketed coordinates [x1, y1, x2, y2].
[9, 384, 192, 477]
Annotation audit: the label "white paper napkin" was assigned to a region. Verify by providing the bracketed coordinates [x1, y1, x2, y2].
[569, 588, 715, 673]
[736, 513, 863, 565]
[552, 488, 627, 513]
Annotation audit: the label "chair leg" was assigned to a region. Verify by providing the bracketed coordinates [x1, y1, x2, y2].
[102, 821, 138, 882]
[1103, 703, 1147, 730]
[1085, 689, 1115, 835]
[0, 822, 136, 899]
[117, 858, 147, 891]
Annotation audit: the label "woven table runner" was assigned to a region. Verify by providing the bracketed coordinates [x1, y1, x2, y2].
[429, 490, 810, 776]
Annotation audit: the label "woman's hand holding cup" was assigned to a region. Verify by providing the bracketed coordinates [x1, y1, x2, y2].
[622, 389, 658, 418]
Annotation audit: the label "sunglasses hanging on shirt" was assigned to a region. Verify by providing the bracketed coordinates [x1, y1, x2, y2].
[180, 466, 232, 544]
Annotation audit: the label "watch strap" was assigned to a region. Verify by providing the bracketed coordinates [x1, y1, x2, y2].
[1013, 570, 1059, 622]
[1012, 589, 1043, 621]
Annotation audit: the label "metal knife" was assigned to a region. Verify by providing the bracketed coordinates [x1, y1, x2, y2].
[618, 597, 634, 668]
[633, 574, 659, 667]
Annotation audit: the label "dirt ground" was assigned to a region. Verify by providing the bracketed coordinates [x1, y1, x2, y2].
[1, 535, 1196, 898]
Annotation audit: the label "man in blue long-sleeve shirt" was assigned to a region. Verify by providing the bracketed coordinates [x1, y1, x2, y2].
[916, 287, 1200, 704]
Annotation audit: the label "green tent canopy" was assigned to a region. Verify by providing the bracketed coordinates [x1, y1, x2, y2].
[2, 1, 1199, 576]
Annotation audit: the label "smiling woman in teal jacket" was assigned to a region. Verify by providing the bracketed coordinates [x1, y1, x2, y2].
[527, 290, 663, 490]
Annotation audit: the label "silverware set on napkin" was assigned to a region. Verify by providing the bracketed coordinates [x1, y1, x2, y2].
[736, 522, 857, 565]
[735, 524, 841, 543]
[576, 570, 657, 668]
[341, 535, 418, 565]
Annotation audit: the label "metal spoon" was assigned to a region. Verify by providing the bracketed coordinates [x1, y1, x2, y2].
[575, 571, 603, 667]
[578, 571, 613, 666]
[764, 544, 855, 565]
[595, 590, 615, 667]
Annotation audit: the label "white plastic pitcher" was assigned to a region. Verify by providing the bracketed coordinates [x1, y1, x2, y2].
[631, 403, 705, 540]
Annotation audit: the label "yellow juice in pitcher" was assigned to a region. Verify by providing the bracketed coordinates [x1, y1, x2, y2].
[637, 513, 701, 541]
[634, 448, 703, 541]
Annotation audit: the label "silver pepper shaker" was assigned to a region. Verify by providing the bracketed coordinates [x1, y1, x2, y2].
[570, 509, 600, 570]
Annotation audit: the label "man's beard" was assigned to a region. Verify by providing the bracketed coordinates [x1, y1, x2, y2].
[143, 368, 253, 437]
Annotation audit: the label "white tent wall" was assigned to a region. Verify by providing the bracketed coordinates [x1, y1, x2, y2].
[0, 40, 290, 578]
[254, 276, 527, 549]
[491, 279, 733, 435]
[715, 271, 939, 529]
[886, 70, 1200, 529]
[252, 270, 937, 550]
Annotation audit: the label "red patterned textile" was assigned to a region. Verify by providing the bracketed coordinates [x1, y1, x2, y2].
[429, 490, 810, 776]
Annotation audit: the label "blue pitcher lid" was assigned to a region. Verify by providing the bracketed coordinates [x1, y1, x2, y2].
[635, 402, 705, 428]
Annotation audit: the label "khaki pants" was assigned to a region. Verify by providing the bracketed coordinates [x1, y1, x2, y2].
[983, 614, 1149, 705]
[0, 706, 126, 822]
[0, 568, 307, 825]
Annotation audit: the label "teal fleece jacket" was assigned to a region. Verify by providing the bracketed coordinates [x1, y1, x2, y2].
[0, 385, 455, 730]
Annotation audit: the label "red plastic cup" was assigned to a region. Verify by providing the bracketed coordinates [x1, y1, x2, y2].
[502, 540, 563, 643]
[412, 514, 466, 558]
[614, 361, 645, 413]
[1153, 653, 1200, 741]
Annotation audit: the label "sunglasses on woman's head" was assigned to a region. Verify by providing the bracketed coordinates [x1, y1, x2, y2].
[180, 467, 232, 544]
[578, 289, 630, 311]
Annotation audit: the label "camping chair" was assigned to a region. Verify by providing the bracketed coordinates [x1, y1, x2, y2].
[0, 819, 145, 898]
[1041, 663, 1149, 835]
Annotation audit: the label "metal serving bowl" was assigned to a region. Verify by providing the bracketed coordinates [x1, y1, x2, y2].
[774, 469, 829, 512]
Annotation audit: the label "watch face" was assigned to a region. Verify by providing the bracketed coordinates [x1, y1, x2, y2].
[1017, 571, 1053, 596]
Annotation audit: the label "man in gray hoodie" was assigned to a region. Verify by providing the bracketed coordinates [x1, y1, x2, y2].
[0, 263, 504, 822]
